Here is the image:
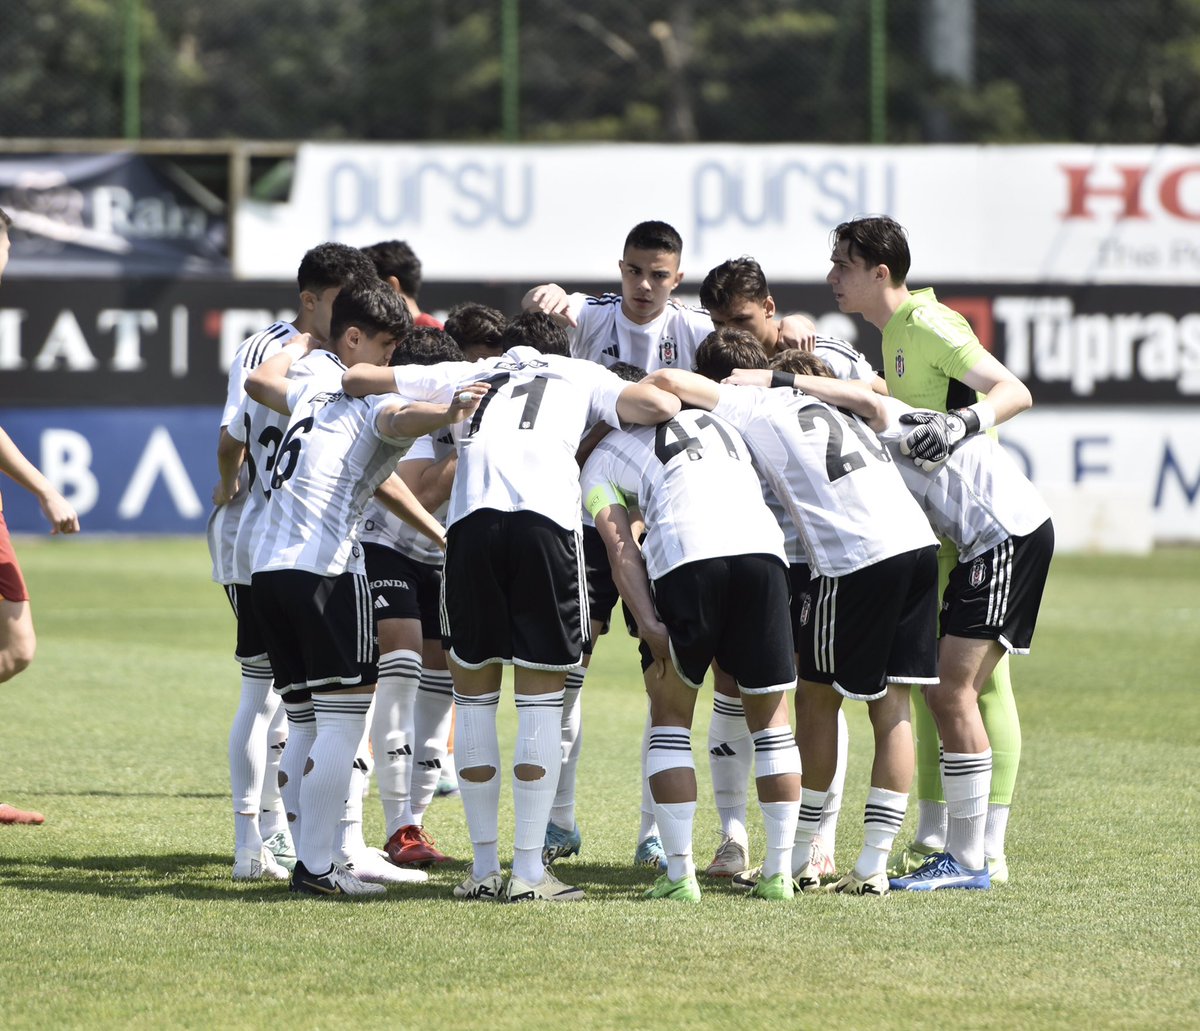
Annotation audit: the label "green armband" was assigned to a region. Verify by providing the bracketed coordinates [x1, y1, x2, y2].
[585, 482, 627, 518]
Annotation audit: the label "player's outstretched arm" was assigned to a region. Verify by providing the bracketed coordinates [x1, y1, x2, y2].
[397, 452, 457, 512]
[377, 382, 489, 440]
[615, 380, 683, 427]
[591, 501, 670, 664]
[521, 283, 578, 327]
[0, 427, 80, 534]
[245, 335, 318, 414]
[342, 365, 399, 398]
[641, 368, 719, 412]
[373, 473, 446, 551]
[960, 351, 1033, 427]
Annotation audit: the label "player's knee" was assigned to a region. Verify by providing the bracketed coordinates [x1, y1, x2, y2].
[513, 762, 545, 782]
[460, 764, 497, 783]
[0, 638, 35, 683]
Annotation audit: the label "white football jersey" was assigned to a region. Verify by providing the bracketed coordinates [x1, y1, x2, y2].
[390, 346, 628, 533]
[207, 319, 299, 585]
[359, 431, 453, 565]
[814, 336, 877, 382]
[251, 382, 419, 578]
[712, 386, 937, 577]
[580, 410, 785, 580]
[565, 293, 712, 372]
[877, 398, 1053, 562]
[226, 349, 347, 584]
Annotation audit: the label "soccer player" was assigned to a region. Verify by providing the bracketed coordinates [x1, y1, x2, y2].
[0, 206, 81, 826]
[343, 311, 681, 902]
[753, 352, 1054, 889]
[209, 241, 377, 880]
[580, 407, 802, 902]
[696, 256, 881, 879]
[244, 282, 476, 899]
[521, 221, 815, 373]
[363, 239, 444, 328]
[646, 330, 941, 897]
[827, 215, 1032, 881]
[443, 302, 507, 363]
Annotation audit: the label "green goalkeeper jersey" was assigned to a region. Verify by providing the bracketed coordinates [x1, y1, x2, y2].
[881, 288, 985, 413]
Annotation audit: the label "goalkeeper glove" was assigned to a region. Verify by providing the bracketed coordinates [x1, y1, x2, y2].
[898, 407, 981, 471]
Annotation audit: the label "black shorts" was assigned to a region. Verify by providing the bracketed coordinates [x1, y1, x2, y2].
[796, 545, 939, 702]
[941, 519, 1054, 654]
[251, 568, 377, 693]
[647, 553, 795, 694]
[223, 582, 270, 665]
[364, 541, 445, 642]
[442, 509, 586, 671]
[581, 524, 619, 651]
[788, 561, 814, 643]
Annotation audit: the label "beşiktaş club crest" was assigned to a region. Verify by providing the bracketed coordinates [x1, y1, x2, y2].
[969, 558, 987, 588]
[799, 594, 812, 627]
[895, 349, 905, 378]
[659, 335, 678, 366]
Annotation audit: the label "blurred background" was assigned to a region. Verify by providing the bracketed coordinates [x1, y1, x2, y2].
[1, 0, 1197, 547]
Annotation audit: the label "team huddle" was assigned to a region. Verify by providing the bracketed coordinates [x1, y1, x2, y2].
[208, 217, 1053, 902]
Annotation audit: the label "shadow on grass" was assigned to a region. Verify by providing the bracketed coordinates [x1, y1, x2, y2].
[0, 854, 744, 904]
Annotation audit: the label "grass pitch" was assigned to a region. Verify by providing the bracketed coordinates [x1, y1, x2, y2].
[1, 538, 1197, 1029]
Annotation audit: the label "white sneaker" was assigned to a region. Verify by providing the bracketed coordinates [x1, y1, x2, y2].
[503, 869, 585, 903]
[232, 846, 289, 882]
[703, 834, 750, 878]
[289, 861, 387, 898]
[792, 862, 823, 894]
[453, 870, 503, 901]
[825, 870, 890, 897]
[342, 849, 429, 885]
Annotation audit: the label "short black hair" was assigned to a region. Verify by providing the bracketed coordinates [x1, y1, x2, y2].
[693, 328, 769, 382]
[499, 310, 570, 357]
[444, 302, 507, 358]
[608, 361, 647, 383]
[700, 257, 769, 313]
[831, 216, 911, 286]
[624, 220, 683, 256]
[296, 242, 378, 295]
[390, 326, 464, 367]
[770, 348, 833, 378]
[362, 239, 423, 299]
[329, 281, 413, 341]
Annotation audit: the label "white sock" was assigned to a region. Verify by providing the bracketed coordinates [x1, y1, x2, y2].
[943, 749, 992, 871]
[816, 708, 848, 852]
[638, 710, 659, 840]
[297, 693, 371, 875]
[454, 689, 502, 880]
[260, 704, 289, 840]
[333, 737, 372, 864]
[647, 726, 696, 881]
[371, 648, 422, 838]
[985, 803, 1010, 860]
[511, 690, 565, 884]
[229, 662, 276, 853]
[409, 669, 455, 825]
[751, 726, 802, 879]
[855, 786, 908, 879]
[277, 696, 316, 851]
[549, 668, 585, 831]
[708, 694, 751, 845]
[915, 799, 948, 850]
[793, 788, 828, 876]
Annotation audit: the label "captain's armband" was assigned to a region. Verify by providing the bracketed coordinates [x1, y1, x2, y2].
[585, 482, 628, 519]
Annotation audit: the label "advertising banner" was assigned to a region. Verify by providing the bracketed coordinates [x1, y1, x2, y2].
[1, 406, 1196, 544]
[235, 143, 1200, 285]
[0, 153, 229, 278]
[1, 279, 1196, 407]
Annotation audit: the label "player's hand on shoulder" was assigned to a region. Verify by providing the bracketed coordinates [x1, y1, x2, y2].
[777, 313, 817, 353]
[899, 409, 955, 471]
[448, 381, 490, 421]
[523, 284, 577, 327]
[39, 490, 80, 534]
[722, 368, 772, 387]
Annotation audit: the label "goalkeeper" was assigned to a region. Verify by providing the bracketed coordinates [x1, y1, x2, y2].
[825, 215, 1031, 884]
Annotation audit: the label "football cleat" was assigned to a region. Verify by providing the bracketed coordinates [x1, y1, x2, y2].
[887, 840, 940, 879]
[703, 834, 750, 878]
[644, 872, 702, 902]
[232, 846, 290, 882]
[542, 821, 583, 865]
[987, 854, 1009, 885]
[634, 835, 668, 872]
[748, 873, 796, 901]
[503, 869, 585, 903]
[262, 830, 297, 872]
[888, 851, 990, 892]
[825, 871, 890, 897]
[452, 870, 503, 901]
[0, 803, 45, 826]
[385, 824, 454, 867]
[809, 839, 837, 881]
[342, 849, 429, 885]
[731, 866, 761, 891]
[289, 861, 387, 899]
[435, 768, 460, 798]
[791, 862, 824, 894]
